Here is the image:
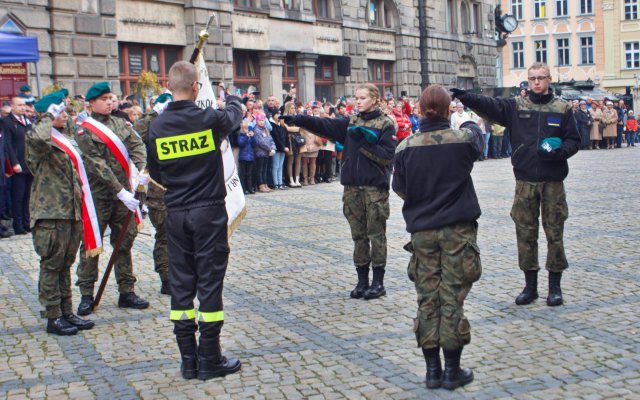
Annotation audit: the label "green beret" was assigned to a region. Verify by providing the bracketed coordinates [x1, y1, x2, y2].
[154, 93, 173, 105]
[20, 85, 32, 92]
[60, 88, 69, 98]
[34, 91, 66, 113]
[85, 82, 111, 101]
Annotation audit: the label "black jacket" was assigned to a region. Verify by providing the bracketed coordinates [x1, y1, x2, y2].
[270, 121, 288, 153]
[287, 109, 396, 190]
[457, 91, 580, 182]
[393, 118, 483, 233]
[147, 96, 243, 210]
[574, 108, 592, 129]
[2, 113, 30, 174]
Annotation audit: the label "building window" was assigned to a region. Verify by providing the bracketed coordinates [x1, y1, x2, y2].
[314, 0, 331, 18]
[625, 0, 638, 20]
[580, 0, 593, 14]
[555, 0, 568, 17]
[580, 37, 594, 65]
[315, 56, 334, 102]
[461, 2, 470, 33]
[234, 0, 253, 7]
[534, 0, 546, 18]
[512, 41, 525, 69]
[283, 0, 295, 10]
[625, 42, 640, 69]
[367, 60, 393, 97]
[233, 50, 260, 94]
[511, 0, 523, 20]
[369, 0, 393, 28]
[283, 53, 298, 88]
[535, 40, 548, 63]
[118, 43, 182, 95]
[557, 38, 570, 66]
[447, 0, 457, 32]
[473, 4, 482, 37]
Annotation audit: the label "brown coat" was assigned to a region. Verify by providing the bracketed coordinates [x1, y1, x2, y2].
[602, 108, 618, 139]
[301, 128, 321, 155]
[589, 108, 603, 141]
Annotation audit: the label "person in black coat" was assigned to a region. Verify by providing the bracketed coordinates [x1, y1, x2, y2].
[0, 124, 13, 238]
[2, 96, 33, 234]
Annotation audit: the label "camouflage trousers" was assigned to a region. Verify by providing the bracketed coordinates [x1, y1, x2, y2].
[76, 197, 138, 295]
[147, 195, 169, 282]
[33, 219, 82, 318]
[406, 221, 481, 351]
[342, 186, 390, 268]
[511, 181, 569, 273]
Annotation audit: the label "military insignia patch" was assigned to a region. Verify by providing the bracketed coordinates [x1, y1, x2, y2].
[547, 116, 561, 127]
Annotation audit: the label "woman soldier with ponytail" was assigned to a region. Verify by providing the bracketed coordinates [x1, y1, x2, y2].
[282, 83, 397, 299]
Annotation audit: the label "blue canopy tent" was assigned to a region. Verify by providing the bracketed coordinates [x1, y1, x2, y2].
[0, 32, 40, 97]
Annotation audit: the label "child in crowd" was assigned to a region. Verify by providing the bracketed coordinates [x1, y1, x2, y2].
[626, 110, 637, 147]
[252, 113, 276, 193]
[237, 121, 256, 195]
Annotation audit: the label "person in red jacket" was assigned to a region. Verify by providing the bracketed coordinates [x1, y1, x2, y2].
[392, 99, 412, 143]
[626, 110, 637, 147]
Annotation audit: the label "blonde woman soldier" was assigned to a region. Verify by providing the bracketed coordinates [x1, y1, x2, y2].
[282, 83, 397, 299]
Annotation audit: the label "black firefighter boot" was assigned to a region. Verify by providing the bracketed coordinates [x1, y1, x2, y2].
[176, 335, 198, 379]
[198, 336, 242, 380]
[363, 267, 386, 300]
[422, 347, 442, 389]
[515, 270, 539, 305]
[442, 348, 474, 390]
[547, 271, 563, 306]
[350, 266, 370, 299]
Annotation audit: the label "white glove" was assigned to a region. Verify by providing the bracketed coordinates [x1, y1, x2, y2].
[269, 149, 276, 156]
[136, 172, 150, 187]
[153, 101, 170, 115]
[116, 188, 140, 212]
[47, 102, 66, 119]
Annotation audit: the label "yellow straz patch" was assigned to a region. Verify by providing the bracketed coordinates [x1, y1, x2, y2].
[156, 129, 215, 160]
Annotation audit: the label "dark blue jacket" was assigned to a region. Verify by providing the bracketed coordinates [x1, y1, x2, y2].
[237, 132, 255, 162]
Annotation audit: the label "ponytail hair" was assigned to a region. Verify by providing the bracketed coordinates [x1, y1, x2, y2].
[418, 85, 451, 121]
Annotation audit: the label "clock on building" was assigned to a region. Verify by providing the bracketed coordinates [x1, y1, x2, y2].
[501, 15, 518, 33]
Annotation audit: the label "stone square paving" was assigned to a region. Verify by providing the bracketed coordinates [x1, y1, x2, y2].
[1, 147, 639, 399]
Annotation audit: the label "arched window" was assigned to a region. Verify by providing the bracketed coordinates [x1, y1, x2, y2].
[461, 2, 470, 34]
[369, 0, 395, 28]
[447, 0, 457, 33]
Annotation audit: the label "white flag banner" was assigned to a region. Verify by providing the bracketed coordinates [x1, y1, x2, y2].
[195, 52, 247, 236]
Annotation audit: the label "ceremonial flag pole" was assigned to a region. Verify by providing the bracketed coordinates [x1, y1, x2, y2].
[190, 14, 247, 237]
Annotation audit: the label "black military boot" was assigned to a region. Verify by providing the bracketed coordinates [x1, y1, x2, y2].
[349, 266, 369, 299]
[198, 336, 242, 380]
[161, 280, 171, 296]
[118, 292, 150, 309]
[46, 316, 79, 336]
[442, 348, 474, 390]
[63, 314, 95, 330]
[176, 335, 198, 379]
[515, 270, 539, 305]
[363, 267, 386, 300]
[422, 347, 442, 389]
[77, 295, 94, 316]
[547, 271, 563, 306]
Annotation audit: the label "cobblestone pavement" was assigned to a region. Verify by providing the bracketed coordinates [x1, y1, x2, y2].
[1, 147, 640, 400]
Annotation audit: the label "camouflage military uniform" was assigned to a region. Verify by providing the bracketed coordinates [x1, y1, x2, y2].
[75, 113, 147, 295]
[25, 115, 83, 318]
[134, 111, 169, 282]
[343, 186, 389, 268]
[407, 222, 481, 350]
[511, 180, 568, 272]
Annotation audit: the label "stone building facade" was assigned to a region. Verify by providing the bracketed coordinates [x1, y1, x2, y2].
[0, 0, 498, 102]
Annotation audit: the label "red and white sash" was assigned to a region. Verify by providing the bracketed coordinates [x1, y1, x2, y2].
[50, 128, 103, 257]
[81, 117, 142, 225]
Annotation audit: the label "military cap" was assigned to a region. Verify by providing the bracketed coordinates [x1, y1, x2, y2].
[85, 82, 112, 101]
[20, 85, 32, 92]
[154, 92, 173, 105]
[34, 91, 66, 113]
[60, 88, 69, 98]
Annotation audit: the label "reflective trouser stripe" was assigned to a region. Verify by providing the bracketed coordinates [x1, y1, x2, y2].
[170, 309, 196, 320]
[198, 310, 224, 322]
